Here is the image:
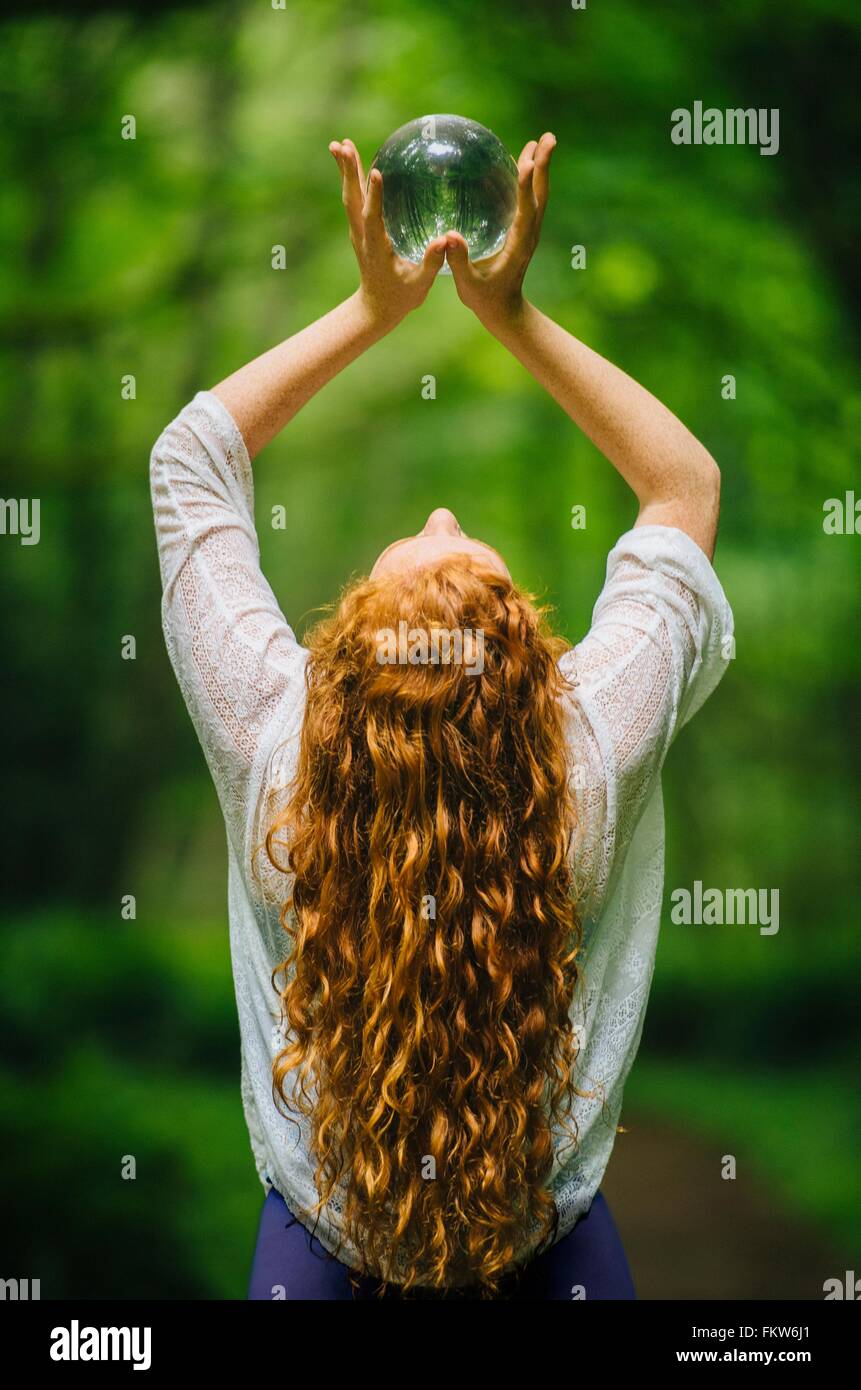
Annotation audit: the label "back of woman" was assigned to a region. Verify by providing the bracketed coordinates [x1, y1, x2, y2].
[150, 130, 732, 1298]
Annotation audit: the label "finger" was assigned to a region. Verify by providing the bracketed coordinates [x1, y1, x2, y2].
[329, 140, 350, 188]
[517, 139, 538, 214]
[444, 230, 475, 285]
[341, 138, 367, 191]
[506, 156, 537, 249]
[329, 138, 345, 177]
[415, 234, 448, 285]
[517, 139, 538, 167]
[532, 132, 555, 214]
[363, 167, 387, 243]
[516, 151, 538, 214]
[335, 139, 365, 228]
[330, 143, 362, 236]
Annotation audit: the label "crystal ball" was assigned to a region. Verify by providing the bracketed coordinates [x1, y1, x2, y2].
[370, 114, 518, 274]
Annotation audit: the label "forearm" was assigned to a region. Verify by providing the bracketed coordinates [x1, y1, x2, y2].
[210, 289, 392, 460]
[484, 300, 721, 558]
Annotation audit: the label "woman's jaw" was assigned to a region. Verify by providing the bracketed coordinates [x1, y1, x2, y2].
[370, 507, 511, 580]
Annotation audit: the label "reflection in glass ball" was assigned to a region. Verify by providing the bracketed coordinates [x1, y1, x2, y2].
[370, 114, 518, 274]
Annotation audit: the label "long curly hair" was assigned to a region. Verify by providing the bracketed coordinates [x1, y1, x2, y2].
[264, 555, 585, 1296]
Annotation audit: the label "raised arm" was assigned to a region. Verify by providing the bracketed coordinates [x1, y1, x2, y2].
[211, 139, 448, 459]
[151, 139, 447, 853]
[444, 133, 721, 561]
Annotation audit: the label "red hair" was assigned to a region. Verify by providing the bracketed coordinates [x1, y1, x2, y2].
[264, 556, 585, 1294]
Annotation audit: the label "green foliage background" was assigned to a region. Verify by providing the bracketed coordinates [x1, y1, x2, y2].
[0, 0, 858, 1297]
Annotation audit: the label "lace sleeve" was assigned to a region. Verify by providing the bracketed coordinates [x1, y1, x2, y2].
[569, 523, 733, 876]
[150, 389, 306, 857]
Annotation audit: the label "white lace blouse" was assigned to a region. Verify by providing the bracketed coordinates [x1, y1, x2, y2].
[150, 389, 734, 1283]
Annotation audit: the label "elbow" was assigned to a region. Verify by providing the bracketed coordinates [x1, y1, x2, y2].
[635, 449, 722, 560]
[695, 452, 721, 560]
[701, 451, 721, 515]
[704, 453, 721, 531]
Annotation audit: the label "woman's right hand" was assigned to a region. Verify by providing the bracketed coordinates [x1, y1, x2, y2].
[330, 138, 449, 329]
[443, 132, 555, 330]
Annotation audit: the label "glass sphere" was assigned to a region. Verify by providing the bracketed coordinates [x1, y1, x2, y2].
[370, 114, 518, 273]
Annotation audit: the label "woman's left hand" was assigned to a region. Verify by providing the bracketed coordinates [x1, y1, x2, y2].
[330, 138, 448, 328]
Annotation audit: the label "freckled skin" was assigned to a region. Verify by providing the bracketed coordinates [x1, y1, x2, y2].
[211, 131, 720, 563]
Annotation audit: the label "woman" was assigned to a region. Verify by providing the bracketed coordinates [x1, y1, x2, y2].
[150, 132, 732, 1299]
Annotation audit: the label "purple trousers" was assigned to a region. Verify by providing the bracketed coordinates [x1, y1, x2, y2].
[248, 1185, 635, 1300]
